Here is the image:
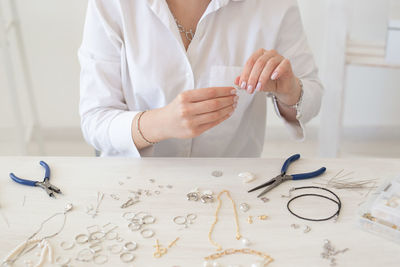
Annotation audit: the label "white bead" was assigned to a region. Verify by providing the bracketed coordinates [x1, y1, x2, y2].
[212, 262, 222, 267]
[241, 237, 251, 246]
[251, 263, 263, 267]
[203, 261, 213, 267]
[203, 190, 214, 195]
[239, 172, 256, 183]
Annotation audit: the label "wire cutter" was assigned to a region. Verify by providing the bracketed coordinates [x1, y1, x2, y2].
[9, 161, 62, 198]
[248, 154, 326, 197]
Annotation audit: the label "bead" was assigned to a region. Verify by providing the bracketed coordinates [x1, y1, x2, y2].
[212, 262, 222, 267]
[251, 263, 263, 267]
[241, 237, 251, 247]
[239, 172, 256, 183]
[239, 203, 250, 212]
[212, 170, 223, 177]
[203, 261, 213, 267]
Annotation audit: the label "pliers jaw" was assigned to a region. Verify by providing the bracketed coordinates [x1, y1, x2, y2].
[255, 174, 292, 198]
[37, 181, 62, 198]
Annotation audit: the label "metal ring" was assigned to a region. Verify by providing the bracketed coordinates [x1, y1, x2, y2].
[105, 231, 118, 240]
[120, 252, 135, 263]
[60, 241, 75, 250]
[200, 194, 214, 203]
[122, 212, 136, 221]
[116, 236, 124, 242]
[128, 222, 142, 231]
[134, 211, 148, 218]
[140, 228, 155, 238]
[87, 225, 100, 234]
[187, 213, 197, 221]
[89, 243, 103, 254]
[90, 231, 105, 241]
[76, 248, 93, 262]
[173, 216, 187, 225]
[56, 256, 71, 265]
[142, 215, 156, 224]
[108, 244, 123, 254]
[93, 254, 108, 265]
[75, 234, 89, 244]
[124, 241, 138, 251]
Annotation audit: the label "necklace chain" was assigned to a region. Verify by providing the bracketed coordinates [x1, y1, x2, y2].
[174, 18, 195, 42]
[208, 190, 242, 251]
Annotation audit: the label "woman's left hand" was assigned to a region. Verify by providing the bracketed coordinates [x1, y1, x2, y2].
[234, 48, 301, 106]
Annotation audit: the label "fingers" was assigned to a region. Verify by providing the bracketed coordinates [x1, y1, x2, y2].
[257, 55, 283, 92]
[270, 58, 292, 81]
[196, 113, 232, 134]
[193, 104, 236, 125]
[239, 48, 266, 90]
[181, 87, 236, 103]
[248, 54, 283, 94]
[190, 95, 238, 115]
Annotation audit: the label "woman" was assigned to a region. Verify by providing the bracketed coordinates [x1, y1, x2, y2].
[79, 0, 323, 157]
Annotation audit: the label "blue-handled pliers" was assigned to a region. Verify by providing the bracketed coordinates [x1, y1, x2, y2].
[248, 154, 326, 197]
[9, 161, 62, 198]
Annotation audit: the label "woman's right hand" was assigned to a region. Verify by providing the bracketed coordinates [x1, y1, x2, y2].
[138, 87, 238, 145]
[161, 86, 238, 139]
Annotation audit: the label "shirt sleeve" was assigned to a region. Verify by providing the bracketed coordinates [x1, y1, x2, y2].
[274, 2, 324, 141]
[78, 0, 143, 157]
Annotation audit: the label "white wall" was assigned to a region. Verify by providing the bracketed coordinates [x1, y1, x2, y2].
[1, 0, 399, 138]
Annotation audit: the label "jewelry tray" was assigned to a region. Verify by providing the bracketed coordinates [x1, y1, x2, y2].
[358, 175, 400, 245]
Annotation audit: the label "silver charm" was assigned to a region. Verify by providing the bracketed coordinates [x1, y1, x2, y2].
[187, 192, 199, 201]
[211, 170, 223, 177]
[201, 194, 214, 203]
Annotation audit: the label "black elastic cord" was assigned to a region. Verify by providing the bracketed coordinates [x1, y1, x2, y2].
[286, 186, 342, 222]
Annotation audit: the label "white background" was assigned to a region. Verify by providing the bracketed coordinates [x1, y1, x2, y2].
[0, 0, 399, 145]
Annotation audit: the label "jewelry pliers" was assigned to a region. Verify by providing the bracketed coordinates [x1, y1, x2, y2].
[248, 154, 326, 197]
[9, 161, 62, 198]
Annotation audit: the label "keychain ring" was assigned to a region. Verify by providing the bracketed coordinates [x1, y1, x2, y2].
[120, 252, 135, 263]
[124, 241, 138, 251]
[60, 241, 75, 250]
[140, 228, 155, 238]
[75, 234, 89, 244]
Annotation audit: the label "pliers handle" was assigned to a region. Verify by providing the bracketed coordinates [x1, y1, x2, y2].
[9, 161, 50, 186]
[281, 154, 326, 180]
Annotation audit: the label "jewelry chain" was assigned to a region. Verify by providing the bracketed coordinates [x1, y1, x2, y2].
[208, 190, 242, 251]
[204, 248, 274, 265]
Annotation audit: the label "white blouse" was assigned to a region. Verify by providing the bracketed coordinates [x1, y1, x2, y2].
[79, 0, 323, 157]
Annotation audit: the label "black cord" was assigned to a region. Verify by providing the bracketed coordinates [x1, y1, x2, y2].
[286, 186, 342, 222]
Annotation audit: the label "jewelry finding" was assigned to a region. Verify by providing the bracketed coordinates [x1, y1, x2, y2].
[247, 216, 253, 224]
[90, 231, 105, 241]
[93, 254, 108, 265]
[153, 239, 168, 258]
[76, 248, 94, 262]
[260, 197, 270, 203]
[128, 222, 142, 231]
[154, 190, 161, 195]
[258, 215, 268, 220]
[211, 170, 223, 177]
[55, 256, 71, 265]
[105, 231, 118, 240]
[241, 237, 251, 247]
[110, 194, 120, 200]
[239, 203, 250, 212]
[122, 212, 136, 221]
[89, 243, 103, 254]
[239, 172, 256, 183]
[75, 234, 89, 244]
[60, 241, 75, 250]
[173, 216, 187, 225]
[304, 225, 311, 233]
[141, 228, 155, 238]
[201, 193, 214, 203]
[120, 252, 135, 263]
[291, 224, 300, 229]
[142, 215, 156, 224]
[87, 225, 101, 234]
[108, 244, 123, 254]
[120, 198, 139, 209]
[187, 192, 199, 201]
[124, 241, 138, 251]
[168, 237, 180, 248]
[149, 179, 155, 183]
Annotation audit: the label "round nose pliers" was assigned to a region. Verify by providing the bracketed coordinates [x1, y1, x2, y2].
[248, 154, 326, 197]
[9, 161, 62, 198]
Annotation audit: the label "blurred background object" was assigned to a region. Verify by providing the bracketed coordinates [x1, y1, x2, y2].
[0, 0, 399, 158]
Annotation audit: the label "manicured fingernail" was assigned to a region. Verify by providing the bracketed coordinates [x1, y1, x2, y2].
[240, 81, 247, 89]
[231, 89, 237, 95]
[255, 82, 262, 92]
[271, 72, 278, 80]
[247, 85, 253, 94]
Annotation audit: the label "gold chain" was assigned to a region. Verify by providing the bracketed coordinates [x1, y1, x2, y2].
[204, 248, 274, 265]
[208, 190, 242, 251]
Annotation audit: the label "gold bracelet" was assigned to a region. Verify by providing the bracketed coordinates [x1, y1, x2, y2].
[136, 111, 157, 145]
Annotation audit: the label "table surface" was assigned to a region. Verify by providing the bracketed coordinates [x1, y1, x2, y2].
[0, 157, 400, 267]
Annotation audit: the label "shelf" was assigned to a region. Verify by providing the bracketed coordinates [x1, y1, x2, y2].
[346, 41, 400, 69]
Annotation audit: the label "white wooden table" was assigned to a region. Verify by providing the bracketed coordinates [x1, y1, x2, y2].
[0, 157, 400, 266]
